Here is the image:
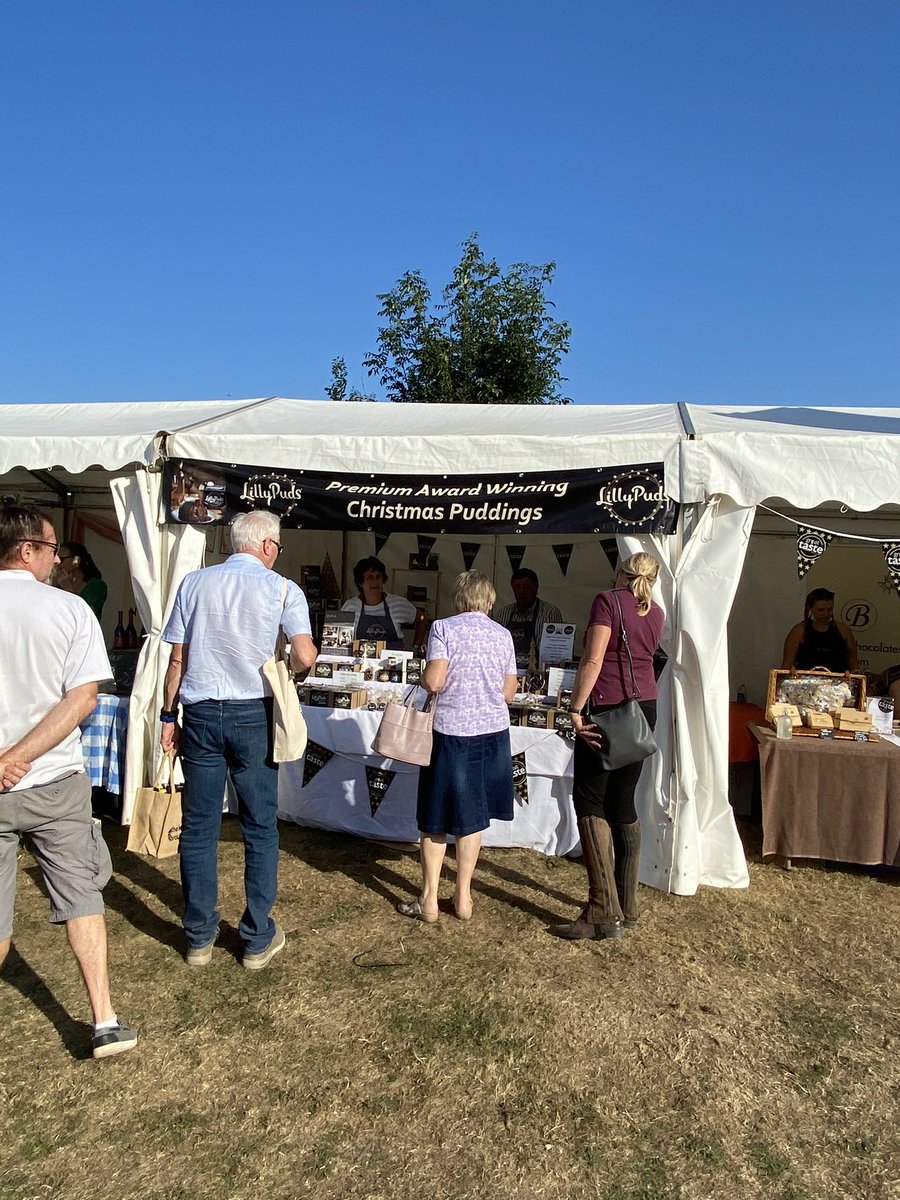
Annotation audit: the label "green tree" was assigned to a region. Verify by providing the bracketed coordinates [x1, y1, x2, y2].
[328, 235, 571, 404]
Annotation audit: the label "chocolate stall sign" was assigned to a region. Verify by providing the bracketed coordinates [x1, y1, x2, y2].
[163, 460, 677, 536]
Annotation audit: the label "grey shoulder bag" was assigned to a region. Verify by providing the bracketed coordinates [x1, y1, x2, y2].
[591, 591, 658, 771]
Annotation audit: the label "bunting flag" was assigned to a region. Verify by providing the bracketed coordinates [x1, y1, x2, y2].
[374, 531, 390, 554]
[506, 545, 526, 574]
[416, 534, 436, 559]
[552, 543, 574, 577]
[883, 543, 900, 599]
[796, 526, 833, 580]
[365, 765, 396, 817]
[302, 740, 334, 788]
[511, 752, 529, 805]
[600, 537, 619, 573]
[461, 542, 480, 571]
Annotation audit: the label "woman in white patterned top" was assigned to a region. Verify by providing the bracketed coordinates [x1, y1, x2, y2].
[397, 571, 518, 924]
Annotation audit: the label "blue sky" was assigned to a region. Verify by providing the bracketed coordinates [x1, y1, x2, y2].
[1, 1, 898, 406]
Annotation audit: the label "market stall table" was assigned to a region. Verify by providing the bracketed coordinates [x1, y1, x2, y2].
[80, 693, 129, 793]
[749, 723, 900, 867]
[278, 706, 579, 855]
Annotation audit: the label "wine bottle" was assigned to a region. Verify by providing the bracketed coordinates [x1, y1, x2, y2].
[113, 611, 126, 650]
[125, 608, 139, 649]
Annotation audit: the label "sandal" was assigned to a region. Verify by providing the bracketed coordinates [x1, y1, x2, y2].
[397, 898, 439, 924]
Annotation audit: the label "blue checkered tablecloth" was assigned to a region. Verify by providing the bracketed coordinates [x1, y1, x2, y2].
[80, 693, 129, 793]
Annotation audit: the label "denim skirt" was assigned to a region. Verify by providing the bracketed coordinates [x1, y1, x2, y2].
[416, 727, 514, 837]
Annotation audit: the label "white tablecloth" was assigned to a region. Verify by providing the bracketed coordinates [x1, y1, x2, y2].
[277, 707, 578, 856]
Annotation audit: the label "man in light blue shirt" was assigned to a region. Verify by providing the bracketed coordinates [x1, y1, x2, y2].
[161, 510, 317, 970]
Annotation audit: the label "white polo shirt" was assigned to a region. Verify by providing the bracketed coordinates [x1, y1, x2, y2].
[0, 570, 112, 790]
[162, 554, 312, 704]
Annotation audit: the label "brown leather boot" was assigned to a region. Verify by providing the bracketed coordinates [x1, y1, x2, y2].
[550, 817, 624, 940]
[612, 819, 641, 929]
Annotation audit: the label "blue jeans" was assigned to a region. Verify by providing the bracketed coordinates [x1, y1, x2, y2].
[180, 699, 279, 954]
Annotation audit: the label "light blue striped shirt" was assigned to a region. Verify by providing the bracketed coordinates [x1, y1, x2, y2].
[162, 554, 311, 704]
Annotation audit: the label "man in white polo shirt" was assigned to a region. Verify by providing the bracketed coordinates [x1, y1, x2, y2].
[0, 502, 137, 1059]
[161, 509, 317, 970]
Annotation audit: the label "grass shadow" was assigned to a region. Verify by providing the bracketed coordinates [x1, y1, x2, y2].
[1, 944, 90, 1060]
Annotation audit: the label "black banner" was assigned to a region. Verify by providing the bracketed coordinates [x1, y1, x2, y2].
[302, 740, 334, 788]
[552, 543, 573, 577]
[511, 752, 529, 805]
[163, 460, 677, 536]
[365, 765, 396, 817]
[796, 526, 833, 580]
[883, 543, 900, 600]
[461, 542, 480, 570]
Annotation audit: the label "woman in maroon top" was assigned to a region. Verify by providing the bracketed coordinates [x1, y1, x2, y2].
[551, 552, 664, 941]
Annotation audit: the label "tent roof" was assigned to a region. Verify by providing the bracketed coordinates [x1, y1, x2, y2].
[163, 397, 687, 475]
[680, 404, 900, 510]
[0, 399, 259, 474]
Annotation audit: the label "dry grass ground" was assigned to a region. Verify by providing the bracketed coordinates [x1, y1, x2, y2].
[1, 816, 898, 1200]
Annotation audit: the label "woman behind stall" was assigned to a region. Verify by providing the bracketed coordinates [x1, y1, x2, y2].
[781, 587, 858, 673]
[397, 570, 518, 923]
[54, 541, 107, 620]
[552, 552, 664, 941]
[341, 556, 424, 651]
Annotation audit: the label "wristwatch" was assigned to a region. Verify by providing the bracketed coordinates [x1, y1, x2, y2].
[160, 707, 178, 723]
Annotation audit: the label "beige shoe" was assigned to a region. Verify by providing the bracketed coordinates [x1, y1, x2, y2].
[242, 923, 286, 970]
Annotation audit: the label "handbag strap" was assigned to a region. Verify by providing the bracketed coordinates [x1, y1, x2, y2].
[274, 577, 288, 661]
[613, 590, 640, 701]
[154, 750, 178, 797]
[404, 683, 434, 713]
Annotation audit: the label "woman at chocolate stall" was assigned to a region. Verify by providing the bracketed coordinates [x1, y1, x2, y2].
[341, 556, 426, 652]
[397, 570, 518, 923]
[54, 541, 107, 620]
[551, 552, 664, 941]
[781, 587, 858, 673]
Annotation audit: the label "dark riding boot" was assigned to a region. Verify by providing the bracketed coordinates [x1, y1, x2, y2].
[550, 816, 624, 940]
[611, 819, 641, 929]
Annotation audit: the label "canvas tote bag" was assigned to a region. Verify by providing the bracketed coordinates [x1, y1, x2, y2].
[260, 578, 308, 763]
[373, 686, 435, 767]
[126, 751, 183, 858]
[592, 591, 658, 772]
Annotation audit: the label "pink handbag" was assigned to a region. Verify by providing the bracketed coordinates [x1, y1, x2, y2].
[373, 688, 435, 766]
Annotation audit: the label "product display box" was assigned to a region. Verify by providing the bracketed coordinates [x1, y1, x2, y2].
[321, 611, 355, 654]
[521, 708, 555, 730]
[313, 661, 334, 679]
[353, 639, 386, 658]
[307, 688, 332, 708]
[331, 688, 368, 710]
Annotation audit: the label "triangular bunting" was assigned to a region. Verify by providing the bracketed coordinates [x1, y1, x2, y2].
[461, 542, 480, 571]
[552, 543, 574, 577]
[796, 526, 833, 580]
[365, 765, 396, 817]
[417, 534, 436, 558]
[600, 537, 619, 573]
[374, 531, 390, 554]
[506, 545, 526, 574]
[302, 740, 334, 788]
[511, 752, 529, 805]
[883, 543, 900, 600]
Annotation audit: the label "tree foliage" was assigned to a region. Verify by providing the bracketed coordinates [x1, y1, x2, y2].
[328, 235, 571, 404]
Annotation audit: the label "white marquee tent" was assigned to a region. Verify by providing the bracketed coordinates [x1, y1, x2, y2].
[4, 398, 899, 897]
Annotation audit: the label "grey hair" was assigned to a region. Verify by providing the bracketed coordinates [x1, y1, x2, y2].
[453, 569, 496, 615]
[230, 509, 281, 552]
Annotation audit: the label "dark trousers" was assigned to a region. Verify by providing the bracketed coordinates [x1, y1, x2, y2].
[572, 700, 657, 822]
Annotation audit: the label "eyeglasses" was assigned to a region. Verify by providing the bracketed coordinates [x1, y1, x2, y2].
[21, 539, 60, 556]
[266, 538, 284, 557]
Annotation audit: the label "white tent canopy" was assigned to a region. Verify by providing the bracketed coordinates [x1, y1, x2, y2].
[8, 396, 896, 898]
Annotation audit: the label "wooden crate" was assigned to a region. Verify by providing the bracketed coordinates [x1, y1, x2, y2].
[766, 668, 872, 739]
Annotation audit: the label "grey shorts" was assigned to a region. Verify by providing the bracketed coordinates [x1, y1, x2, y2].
[0, 772, 112, 940]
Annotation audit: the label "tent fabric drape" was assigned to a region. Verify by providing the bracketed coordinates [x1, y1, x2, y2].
[623, 498, 754, 894]
[111, 471, 207, 822]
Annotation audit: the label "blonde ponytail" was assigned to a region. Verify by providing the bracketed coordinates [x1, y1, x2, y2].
[616, 552, 660, 616]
